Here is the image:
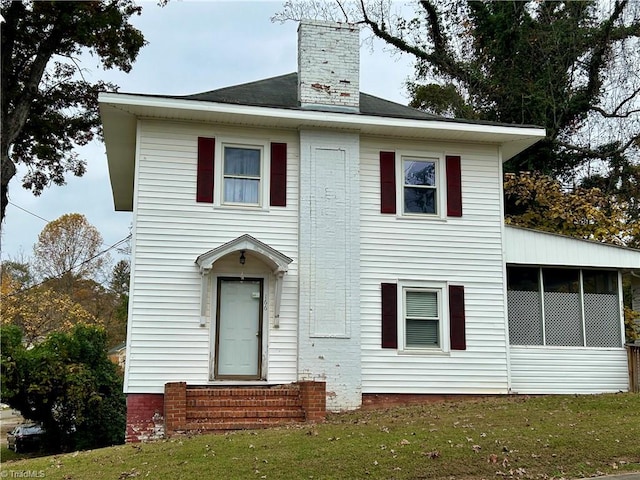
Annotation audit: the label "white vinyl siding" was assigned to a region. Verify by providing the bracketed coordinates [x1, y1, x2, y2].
[360, 137, 510, 394]
[510, 347, 629, 393]
[124, 120, 299, 393]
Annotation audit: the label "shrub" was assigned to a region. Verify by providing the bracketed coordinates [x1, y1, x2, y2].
[0, 324, 125, 452]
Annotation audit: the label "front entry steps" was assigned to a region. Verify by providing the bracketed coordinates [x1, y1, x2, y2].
[164, 381, 325, 437]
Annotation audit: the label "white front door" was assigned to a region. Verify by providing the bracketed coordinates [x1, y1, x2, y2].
[215, 278, 263, 379]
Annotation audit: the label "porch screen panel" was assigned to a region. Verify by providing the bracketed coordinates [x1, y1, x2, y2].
[543, 269, 583, 346]
[507, 267, 543, 345]
[583, 270, 621, 347]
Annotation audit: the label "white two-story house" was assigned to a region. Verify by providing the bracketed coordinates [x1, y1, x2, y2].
[99, 20, 640, 442]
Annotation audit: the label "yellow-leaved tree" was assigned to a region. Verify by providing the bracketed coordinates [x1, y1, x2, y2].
[1, 213, 120, 346]
[504, 172, 640, 247]
[1, 267, 96, 346]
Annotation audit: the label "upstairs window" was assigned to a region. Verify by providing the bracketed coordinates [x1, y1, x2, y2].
[223, 146, 261, 205]
[380, 152, 461, 217]
[403, 158, 438, 215]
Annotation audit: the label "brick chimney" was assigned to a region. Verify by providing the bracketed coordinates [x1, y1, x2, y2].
[297, 20, 360, 112]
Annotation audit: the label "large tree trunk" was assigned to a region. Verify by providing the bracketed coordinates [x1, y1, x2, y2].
[1, 147, 16, 226]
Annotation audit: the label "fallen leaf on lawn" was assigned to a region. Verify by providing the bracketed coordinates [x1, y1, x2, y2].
[422, 450, 440, 459]
[119, 469, 140, 479]
[472, 444, 482, 453]
[488, 454, 498, 464]
[400, 439, 411, 445]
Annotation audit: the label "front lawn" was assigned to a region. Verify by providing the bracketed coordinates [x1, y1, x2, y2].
[1, 394, 638, 479]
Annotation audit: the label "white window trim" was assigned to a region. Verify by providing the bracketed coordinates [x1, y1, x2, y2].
[397, 280, 450, 354]
[396, 150, 446, 219]
[214, 137, 270, 209]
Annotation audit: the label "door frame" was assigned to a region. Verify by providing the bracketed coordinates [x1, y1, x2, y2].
[213, 276, 264, 380]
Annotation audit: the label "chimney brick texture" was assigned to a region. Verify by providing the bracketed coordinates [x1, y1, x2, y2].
[298, 20, 360, 111]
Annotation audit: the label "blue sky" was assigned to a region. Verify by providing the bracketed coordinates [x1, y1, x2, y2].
[1, 1, 414, 264]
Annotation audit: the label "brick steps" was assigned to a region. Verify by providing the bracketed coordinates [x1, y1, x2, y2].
[163, 381, 326, 437]
[183, 385, 305, 433]
[187, 408, 304, 420]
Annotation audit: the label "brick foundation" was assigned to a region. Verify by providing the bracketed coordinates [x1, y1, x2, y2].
[362, 393, 493, 409]
[126, 393, 165, 443]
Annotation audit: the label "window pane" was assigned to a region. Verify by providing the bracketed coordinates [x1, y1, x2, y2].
[583, 270, 617, 294]
[224, 178, 259, 203]
[404, 187, 436, 214]
[406, 319, 439, 347]
[507, 267, 539, 292]
[224, 147, 260, 176]
[543, 268, 579, 293]
[404, 160, 436, 186]
[406, 291, 437, 317]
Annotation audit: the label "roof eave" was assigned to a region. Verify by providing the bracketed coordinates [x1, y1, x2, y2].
[98, 93, 546, 210]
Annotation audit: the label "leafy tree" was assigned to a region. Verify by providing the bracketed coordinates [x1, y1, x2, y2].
[33, 213, 109, 291]
[0, 324, 126, 452]
[504, 171, 640, 247]
[0, 276, 97, 347]
[278, 0, 640, 175]
[107, 259, 130, 347]
[1, 214, 125, 347]
[275, 1, 640, 242]
[0, 0, 146, 223]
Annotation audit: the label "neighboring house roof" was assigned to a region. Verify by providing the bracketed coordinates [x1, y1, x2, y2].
[99, 73, 546, 211]
[504, 225, 640, 269]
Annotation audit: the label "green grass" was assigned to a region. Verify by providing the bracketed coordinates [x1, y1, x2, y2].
[1, 394, 639, 479]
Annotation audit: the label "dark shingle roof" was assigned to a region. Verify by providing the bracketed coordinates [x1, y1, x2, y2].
[176, 73, 438, 121]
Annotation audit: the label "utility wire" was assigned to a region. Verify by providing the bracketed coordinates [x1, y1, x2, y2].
[8, 201, 50, 223]
[7, 200, 130, 251]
